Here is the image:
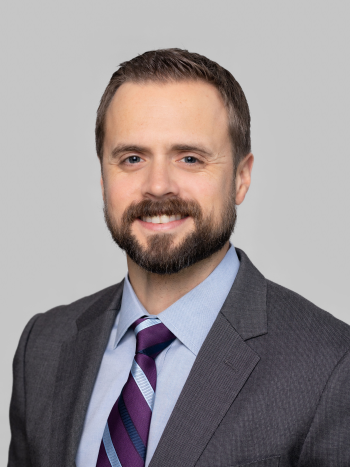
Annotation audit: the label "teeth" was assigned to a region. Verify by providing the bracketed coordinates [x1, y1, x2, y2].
[159, 215, 169, 223]
[141, 215, 184, 224]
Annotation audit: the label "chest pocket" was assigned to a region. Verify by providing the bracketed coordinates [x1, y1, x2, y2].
[235, 456, 280, 467]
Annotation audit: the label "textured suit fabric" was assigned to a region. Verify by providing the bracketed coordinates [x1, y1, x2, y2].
[8, 249, 350, 467]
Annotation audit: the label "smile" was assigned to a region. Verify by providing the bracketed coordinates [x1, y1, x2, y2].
[141, 215, 187, 224]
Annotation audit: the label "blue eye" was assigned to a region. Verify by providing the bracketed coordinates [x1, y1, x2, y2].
[183, 156, 197, 163]
[127, 156, 141, 164]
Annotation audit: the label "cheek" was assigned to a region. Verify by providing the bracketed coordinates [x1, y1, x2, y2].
[104, 175, 140, 216]
[179, 171, 232, 209]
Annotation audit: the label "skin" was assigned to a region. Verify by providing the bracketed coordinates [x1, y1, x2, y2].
[101, 80, 254, 314]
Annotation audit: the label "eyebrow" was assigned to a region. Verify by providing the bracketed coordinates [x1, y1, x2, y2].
[110, 145, 148, 159]
[171, 144, 212, 156]
[110, 143, 213, 159]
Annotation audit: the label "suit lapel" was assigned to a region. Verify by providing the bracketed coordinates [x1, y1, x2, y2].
[149, 248, 267, 467]
[149, 314, 260, 467]
[49, 282, 124, 467]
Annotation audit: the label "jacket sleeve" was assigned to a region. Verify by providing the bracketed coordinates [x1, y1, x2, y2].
[298, 348, 350, 466]
[7, 314, 41, 467]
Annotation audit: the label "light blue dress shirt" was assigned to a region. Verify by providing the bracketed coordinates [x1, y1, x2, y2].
[76, 245, 240, 467]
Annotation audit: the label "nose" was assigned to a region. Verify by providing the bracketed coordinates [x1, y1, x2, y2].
[142, 157, 179, 199]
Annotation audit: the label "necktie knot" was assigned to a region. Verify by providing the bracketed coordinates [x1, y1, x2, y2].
[132, 317, 176, 359]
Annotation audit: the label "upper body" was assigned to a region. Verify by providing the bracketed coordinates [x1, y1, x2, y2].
[8, 48, 350, 466]
[8, 248, 350, 467]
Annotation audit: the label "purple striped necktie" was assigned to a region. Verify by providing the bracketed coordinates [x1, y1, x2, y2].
[96, 316, 176, 467]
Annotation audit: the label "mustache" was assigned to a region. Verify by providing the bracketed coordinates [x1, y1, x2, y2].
[122, 198, 203, 223]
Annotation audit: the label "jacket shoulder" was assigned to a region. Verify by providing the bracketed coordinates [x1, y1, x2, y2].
[26, 282, 123, 343]
[266, 279, 350, 355]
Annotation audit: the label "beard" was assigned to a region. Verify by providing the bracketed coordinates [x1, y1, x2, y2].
[103, 194, 236, 275]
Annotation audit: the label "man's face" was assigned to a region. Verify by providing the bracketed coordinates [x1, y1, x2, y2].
[101, 80, 236, 274]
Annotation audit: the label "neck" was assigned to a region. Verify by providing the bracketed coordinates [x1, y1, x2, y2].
[126, 241, 230, 315]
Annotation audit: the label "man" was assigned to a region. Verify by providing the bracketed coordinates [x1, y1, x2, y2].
[8, 49, 350, 467]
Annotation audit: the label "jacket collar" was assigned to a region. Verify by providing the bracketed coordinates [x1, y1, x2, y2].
[220, 247, 267, 340]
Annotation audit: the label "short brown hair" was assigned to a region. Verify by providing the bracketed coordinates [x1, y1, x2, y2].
[96, 48, 251, 169]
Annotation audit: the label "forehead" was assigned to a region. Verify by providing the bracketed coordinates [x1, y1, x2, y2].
[104, 80, 230, 147]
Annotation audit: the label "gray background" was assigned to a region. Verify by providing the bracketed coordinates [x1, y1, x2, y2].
[1, 0, 349, 462]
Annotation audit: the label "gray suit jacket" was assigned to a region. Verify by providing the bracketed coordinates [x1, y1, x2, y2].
[8, 249, 350, 467]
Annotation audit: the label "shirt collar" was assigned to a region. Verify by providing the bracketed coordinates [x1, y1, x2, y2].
[114, 244, 240, 355]
[114, 279, 150, 348]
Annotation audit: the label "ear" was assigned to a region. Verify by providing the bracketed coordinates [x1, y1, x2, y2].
[235, 153, 254, 205]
